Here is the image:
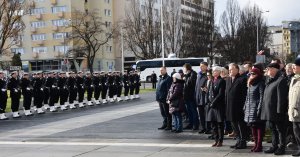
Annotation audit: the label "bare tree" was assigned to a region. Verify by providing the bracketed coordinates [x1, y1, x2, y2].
[219, 0, 241, 62]
[163, 3, 182, 56]
[123, 0, 162, 59]
[69, 9, 115, 73]
[0, 0, 30, 55]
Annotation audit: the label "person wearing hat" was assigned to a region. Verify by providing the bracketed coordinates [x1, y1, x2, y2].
[0, 71, 8, 120]
[115, 71, 123, 102]
[166, 72, 185, 133]
[92, 72, 101, 105]
[76, 71, 85, 108]
[42, 72, 50, 110]
[57, 72, 68, 110]
[243, 68, 265, 152]
[100, 71, 108, 104]
[123, 70, 130, 101]
[67, 71, 77, 109]
[129, 71, 135, 100]
[107, 71, 116, 103]
[32, 72, 45, 114]
[45, 72, 59, 112]
[206, 66, 226, 147]
[7, 71, 21, 118]
[134, 70, 141, 99]
[20, 73, 34, 116]
[261, 63, 289, 155]
[84, 72, 94, 106]
[288, 57, 300, 156]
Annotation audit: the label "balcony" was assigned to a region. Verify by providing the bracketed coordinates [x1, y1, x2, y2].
[54, 51, 62, 58]
[50, 0, 57, 5]
[31, 27, 37, 33]
[52, 26, 59, 31]
[35, 14, 42, 20]
[57, 12, 64, 18]
[35, 40, 44, 46]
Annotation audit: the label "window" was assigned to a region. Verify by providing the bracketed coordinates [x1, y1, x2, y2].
[106, 46, 112, 52]
[53, 32, 68, 39]
[54, 45, 69, 53]
[11, 48, 24, 54]
[30, 8, 45, 15]
[33, 47, 47, 53]
[105, 21, 111, 28]
[52, 6, 67, 13]
[104, 0, 110, 3]
[104, 9, 111, 16]
[52, 19, 68, 26]
[32, 34, 46, 41]
[31, 21, 46, 28]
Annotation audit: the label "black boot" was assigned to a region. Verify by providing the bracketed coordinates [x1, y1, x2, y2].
[292, 151, 300, 156]
[264, 146, 278, 154]
[230, 141, 240, 149]
[235, 140, 247, 149]
[158, 124, 167, 130]
[274, 146, 285, 155]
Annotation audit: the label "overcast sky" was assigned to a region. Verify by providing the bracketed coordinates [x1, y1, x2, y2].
[214, 0, 300, 26]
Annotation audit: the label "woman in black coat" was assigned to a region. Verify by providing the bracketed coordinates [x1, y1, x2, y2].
[206, 67, 226, 147]
[243, 68, 265, 152]
[167, 73, 184, 133]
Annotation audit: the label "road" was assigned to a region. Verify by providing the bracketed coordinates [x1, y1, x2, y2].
[0, 92, 295, 157]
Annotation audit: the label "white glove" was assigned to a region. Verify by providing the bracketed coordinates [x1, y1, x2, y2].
[14, 89, 18, 92]
[1, 89, 6, 92]
[91, 85, 94, 87]
[40, 88, 43, 91]
[26, 87, 30, 91]
[52, 85, 56, 88]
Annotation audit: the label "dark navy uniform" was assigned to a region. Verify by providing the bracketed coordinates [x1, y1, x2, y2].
[7, 75, 21, 113]
[0, 76, 8, 115]
[20, 76, 33, 111]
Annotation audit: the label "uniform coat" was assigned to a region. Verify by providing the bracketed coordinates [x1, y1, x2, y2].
[225, 74, 247, 122]
[261, 72, 289, 122]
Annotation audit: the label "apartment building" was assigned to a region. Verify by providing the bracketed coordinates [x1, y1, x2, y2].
[6, 0, 115, 72]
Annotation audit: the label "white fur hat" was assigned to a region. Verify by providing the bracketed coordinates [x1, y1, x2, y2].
[212, 66, 222, 72]
[172, 73, 182, 80]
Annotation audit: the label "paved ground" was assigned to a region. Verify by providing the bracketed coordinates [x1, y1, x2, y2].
[0, 92, 296, 157]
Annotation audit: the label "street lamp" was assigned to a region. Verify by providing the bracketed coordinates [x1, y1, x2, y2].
[63, 19, 71, 71]
[121, 27, 124, 73]
[160, 0, 165, 67]
[257, 10, 269, 53]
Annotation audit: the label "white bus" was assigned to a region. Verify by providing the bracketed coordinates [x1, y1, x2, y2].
[136, 57, 210, 82]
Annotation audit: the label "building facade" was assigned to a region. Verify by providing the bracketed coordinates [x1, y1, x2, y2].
[5, 0, 115, 72]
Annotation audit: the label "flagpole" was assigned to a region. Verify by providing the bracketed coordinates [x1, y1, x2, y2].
[161, 0, 165, 67]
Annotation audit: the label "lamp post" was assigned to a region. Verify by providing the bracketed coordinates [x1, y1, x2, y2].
[257, 10, 269, 53]
[160, 0, 165, 67]
[121, 27, 124, 73]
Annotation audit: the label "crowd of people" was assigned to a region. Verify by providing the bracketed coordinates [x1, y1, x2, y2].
[156, 57, 300, 156]
[0, 70, 141, 119]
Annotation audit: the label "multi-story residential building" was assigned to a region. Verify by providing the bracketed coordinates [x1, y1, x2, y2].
[282, 21, 300, 58]
[4, 0, 115, 72]
[268, 26, 283, 59]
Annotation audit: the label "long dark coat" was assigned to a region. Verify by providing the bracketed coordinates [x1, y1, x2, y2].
[244, 79, 265, 123]
[206, 76, 226, 122]
[195, 72, 208, 106]
[225, 74, 247, 122]
[156, 74, 172, 103]
[260, 72, 289, 122]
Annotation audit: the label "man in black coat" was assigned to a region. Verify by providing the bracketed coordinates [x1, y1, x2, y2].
[7, 71, 21, 118]
[156, 67, 172, 130]
[57, 72, 68, 110]
[123, 70, 130, 101]
[76, 71, 85, 108]
[195, 62, 209, 133]
[20, 73, 34, 116]
[33, 72, 45, 114]
[225, 63, 248, 149]
[45, 72, 58, 112]
[183, 63, 199, 130]
[0, 71, 8, 120]
[151, 71, 157, 89]
[261, 63, 289, 155]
